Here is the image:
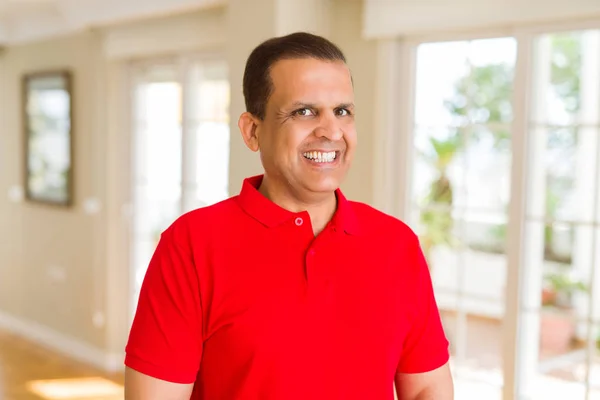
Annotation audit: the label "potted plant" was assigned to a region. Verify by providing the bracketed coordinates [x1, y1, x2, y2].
[540, 270, 587, 356]
[419, 133, 462, 267]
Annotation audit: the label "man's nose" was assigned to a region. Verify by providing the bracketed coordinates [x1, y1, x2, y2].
[314, 112, 343, 141]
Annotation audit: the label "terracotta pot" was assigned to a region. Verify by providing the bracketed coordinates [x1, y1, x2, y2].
[540, 309, 575, 355]
[541, 288, 556, 306]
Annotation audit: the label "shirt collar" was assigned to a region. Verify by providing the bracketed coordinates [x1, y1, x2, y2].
[235, 175, 360, 235]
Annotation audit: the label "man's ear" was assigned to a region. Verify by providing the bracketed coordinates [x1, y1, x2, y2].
[238, 112, 261, 152]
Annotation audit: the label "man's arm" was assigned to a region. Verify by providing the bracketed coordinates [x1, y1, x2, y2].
[394, 231, 453, 399]
[124, 223, 203, 396]
[395, 362, 453, 400]
[125, 367, 194, 400]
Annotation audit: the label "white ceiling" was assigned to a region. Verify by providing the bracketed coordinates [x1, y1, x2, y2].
[0, 0, 226, 45]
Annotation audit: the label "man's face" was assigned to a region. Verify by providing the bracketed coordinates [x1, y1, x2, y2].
[257, 57, 356, 196]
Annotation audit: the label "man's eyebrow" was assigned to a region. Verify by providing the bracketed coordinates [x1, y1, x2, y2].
[289, 101, 317, 109]
[337, 103, 355, 110]
[288, 101, 355, 109]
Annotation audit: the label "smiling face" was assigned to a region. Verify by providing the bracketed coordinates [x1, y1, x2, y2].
[240, 57, 357, 199]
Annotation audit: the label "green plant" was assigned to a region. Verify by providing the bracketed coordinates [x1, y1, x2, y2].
[419, 34, 581, 264]
[419, 133, 462, 264]
[542, 270, 587, 309]
[550, 33, 582, 114]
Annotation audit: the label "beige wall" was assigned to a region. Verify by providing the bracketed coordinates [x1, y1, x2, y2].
[330, 0, 377, 205]
[226, 0, 278, 192]
[0, 31, 109, 350]
[0, 1, 380, 368]
[103, 7, 227, 60]
[226, 0, 377, 204]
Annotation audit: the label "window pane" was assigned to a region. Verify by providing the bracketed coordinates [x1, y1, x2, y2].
[185, 60, 230, 211]
[532, 31, 592, 126]
[531, 316, 591, 399]
[415, 41, 470, 127]
[189, 60, 229, 122]
[132, 185, 181, 240]
[412, 38, 515, 396]
[463, 126, 511, 213]
[437, 218, 506, 399]
[527, 127, 599, 224]
[590, 326, 600, 397]
[133, 80, 183, 238]
[466, 38, 516, 125]
[519, 217, 597, 399]
[134, 82, 183, 186]
[193, 121, 230, 207]
[415, 38, 516, 128]
[521, 28, 600, 399]
[412, 126, 467, 210]
[131, 65, 183, 316]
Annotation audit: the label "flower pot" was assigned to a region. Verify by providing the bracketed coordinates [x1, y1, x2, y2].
[540, 308, 575, 356]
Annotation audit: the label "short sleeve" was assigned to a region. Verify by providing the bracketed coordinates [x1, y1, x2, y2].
[125, 223, 203, 384]
[396, 236, 450, 374]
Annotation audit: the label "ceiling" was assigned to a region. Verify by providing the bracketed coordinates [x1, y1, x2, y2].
[0, 0, 226, 45]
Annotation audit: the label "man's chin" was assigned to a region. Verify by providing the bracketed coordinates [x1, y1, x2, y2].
[301, 176, 342, 195]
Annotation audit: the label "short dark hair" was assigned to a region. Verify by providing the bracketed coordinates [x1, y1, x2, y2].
[242, 32, 347, 120]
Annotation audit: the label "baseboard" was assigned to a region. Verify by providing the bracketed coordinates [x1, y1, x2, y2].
[0, 310, 123, 373]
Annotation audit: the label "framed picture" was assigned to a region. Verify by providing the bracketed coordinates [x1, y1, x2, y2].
[23, 70, 73, 207]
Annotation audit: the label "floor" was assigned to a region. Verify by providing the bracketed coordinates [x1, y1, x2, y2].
[0, 330, 124, 400]
[1, 316, 599, 400]
[440, 311, 600, 400]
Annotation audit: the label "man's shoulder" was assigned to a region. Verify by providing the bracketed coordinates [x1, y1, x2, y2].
[184, 196, 240, 221]
[348, 200, 417, 240]
[163, 196, 242, 240]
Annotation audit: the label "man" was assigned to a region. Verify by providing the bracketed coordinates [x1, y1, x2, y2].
[124, 32, 453, 399]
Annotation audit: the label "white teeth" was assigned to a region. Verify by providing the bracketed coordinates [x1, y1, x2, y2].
[303, 151, 336, 163]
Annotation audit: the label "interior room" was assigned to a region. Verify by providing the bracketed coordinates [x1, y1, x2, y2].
[0, 0, 599, 399]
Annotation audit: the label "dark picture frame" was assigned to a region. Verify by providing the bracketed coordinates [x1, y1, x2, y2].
[22, 70, 74, 207]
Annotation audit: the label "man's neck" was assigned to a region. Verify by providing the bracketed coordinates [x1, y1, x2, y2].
[258, 176, 337, 236]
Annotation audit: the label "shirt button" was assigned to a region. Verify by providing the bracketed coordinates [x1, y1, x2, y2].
[295, 217, 303, 226]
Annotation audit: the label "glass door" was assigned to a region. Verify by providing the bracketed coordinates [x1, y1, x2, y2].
[130, 61, 182, 314]
[129, 56, 230, 316]
[517, 29, 600, 400]
[409, 37, 518, 399]
[405, 24, 600, 400]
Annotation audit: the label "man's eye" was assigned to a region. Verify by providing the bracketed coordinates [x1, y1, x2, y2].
[294, 108, 314, 117]
[336, 108, 350, 116]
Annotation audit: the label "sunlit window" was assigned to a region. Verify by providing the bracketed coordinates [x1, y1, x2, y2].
[412, 37, 517, 400]
[409, 29, 600, 400]
[130, 58, 230, 318]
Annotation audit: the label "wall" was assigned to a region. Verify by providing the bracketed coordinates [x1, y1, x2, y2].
[100, 7, 229, 363]
[0, 31, 110, 361]
[226, 0, 278, 193]
[0, 7, 230, 370]
[102, 7, 227, 60]
[363, 0, 600, 38]
[330, 0, 377, 205]
[226, 0, 378, 205]
[0, 1, 381, 370]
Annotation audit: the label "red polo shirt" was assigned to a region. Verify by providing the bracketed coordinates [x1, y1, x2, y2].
[125, 175, 449, 399]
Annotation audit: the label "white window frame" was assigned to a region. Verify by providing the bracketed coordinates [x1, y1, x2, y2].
[377, 18, 600, 400]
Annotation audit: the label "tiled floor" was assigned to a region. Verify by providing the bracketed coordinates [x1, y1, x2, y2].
[0, 330, 123, 400]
